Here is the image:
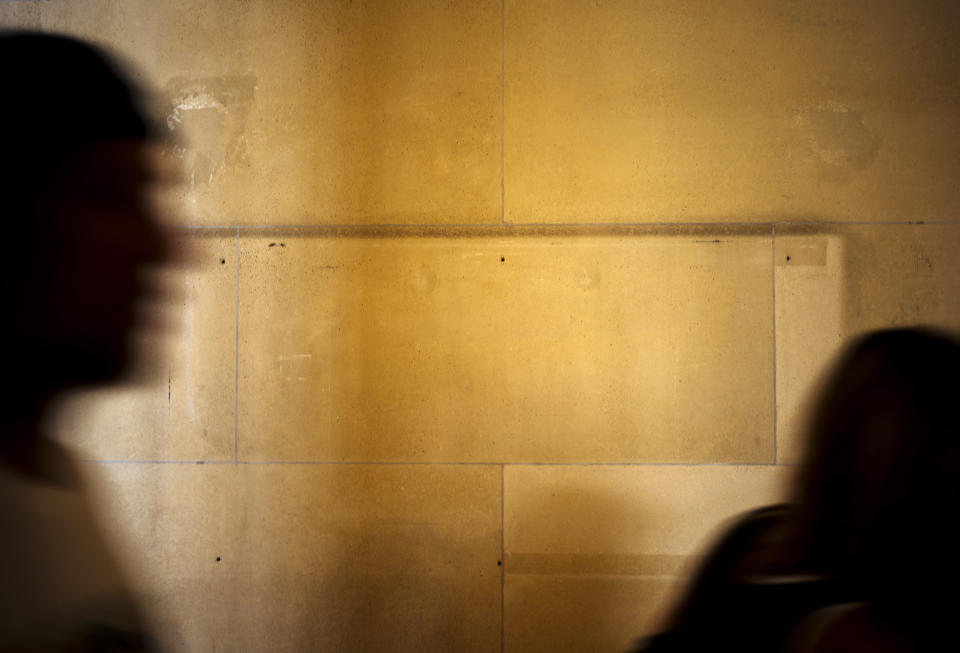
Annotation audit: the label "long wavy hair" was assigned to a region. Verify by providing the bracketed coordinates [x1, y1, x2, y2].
[789, 327, 960, 625]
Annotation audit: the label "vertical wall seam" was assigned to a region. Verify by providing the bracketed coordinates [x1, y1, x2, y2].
[234, 227, 240, 464]
[771, 224, 777, 465]
[500, 463, 506, 653]
[500, 0, 506, 225]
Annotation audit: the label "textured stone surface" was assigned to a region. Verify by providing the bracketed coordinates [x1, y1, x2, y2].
[5, 1, 960, 651]
[3, 0, 502, 225]
[504, 465, 791, 557]
[505, 0, 960, 223]
[84, 462, 501, 653]
[505, 575, 678, 653]
[775, 223, 960, 463]
[238, 233, 774, 463]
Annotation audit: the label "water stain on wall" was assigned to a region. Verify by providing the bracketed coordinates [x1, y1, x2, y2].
[795, 102, 880, 182]
[164, 75, 258, 190]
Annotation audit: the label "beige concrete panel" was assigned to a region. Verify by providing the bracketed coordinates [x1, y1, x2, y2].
[51, 233, 236, 462]
[504, 465, 790, 558]
[505, 575, 677, 653]
[31, 0, 502, 225]
[0, 4, 42, 25]
[775, 223, 960, 463]
[84, 462, 501, 652]
[80, 462, 238, 653]
[505, 0, 960, 223]
[774, 234, 845, 464]
[238, 233, 774, 463]
[230, 463, 501, 653]
[840, 224, 960, 333]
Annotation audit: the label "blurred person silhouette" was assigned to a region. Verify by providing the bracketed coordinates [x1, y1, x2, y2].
[0, 32, 170, 651]
[631, 327, 960, 652]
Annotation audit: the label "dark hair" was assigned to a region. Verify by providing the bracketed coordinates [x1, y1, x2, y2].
[0, 32, 156, 222]
[0, 32, 158, 319]
[643, 328, 960, 651]
[0, 31, 155, 159]
[791, 327, 960, 620]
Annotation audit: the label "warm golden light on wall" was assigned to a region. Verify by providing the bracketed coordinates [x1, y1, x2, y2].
[4, 1, 960, 650]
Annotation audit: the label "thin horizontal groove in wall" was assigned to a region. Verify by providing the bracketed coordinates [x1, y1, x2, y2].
[174, 220, 960, 237]
[80, 459, 237, 465]
[504, 552, 696, 577]
[80, 460, 797, 467]
[216, 223, 770, 238]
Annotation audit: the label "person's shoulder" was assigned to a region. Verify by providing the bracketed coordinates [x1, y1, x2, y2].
[650, 504, 823, 641]
[723, 504, 795, 539]
[0, 435, 85, 489]
[694, 503, 797, 578]
[36, 437, 86, 488]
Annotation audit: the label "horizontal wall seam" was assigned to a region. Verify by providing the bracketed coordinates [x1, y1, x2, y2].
[503, 552, 694, 576]
[172, 220, 960, 237]
[79, 459, 797, 467]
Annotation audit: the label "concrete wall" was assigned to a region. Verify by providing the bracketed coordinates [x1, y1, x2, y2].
[3, 1, 960, 651]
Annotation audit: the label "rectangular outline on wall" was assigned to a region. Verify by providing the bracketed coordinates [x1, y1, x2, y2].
[771, 224, 778, 464]
[501, 0, 506, 226]
[500, 463, 506, 653]
[235, 227, 241, 464]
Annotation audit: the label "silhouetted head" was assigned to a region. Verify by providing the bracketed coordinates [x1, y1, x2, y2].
[0, 32, 170, 413]
[792, 327, 960, 620]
